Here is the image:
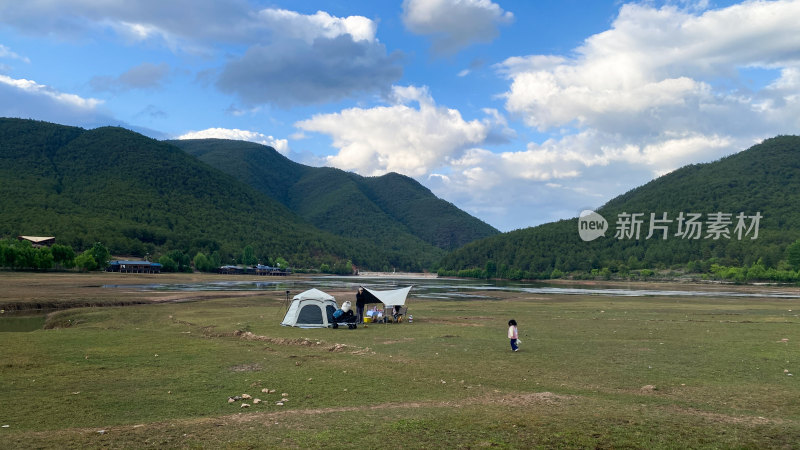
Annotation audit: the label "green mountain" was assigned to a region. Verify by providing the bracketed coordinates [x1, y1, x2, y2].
[0, 118, 456, 270]
[170, 139, 499, 251]
[439, 135, 800, 277]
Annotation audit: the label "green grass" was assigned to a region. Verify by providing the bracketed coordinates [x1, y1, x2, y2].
[1, 291, 799, 448]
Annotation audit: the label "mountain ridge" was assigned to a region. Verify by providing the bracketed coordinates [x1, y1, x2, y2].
[0, 118, 492, 270]
[170, 138, 499, 251]
[438, 135, 800, 278]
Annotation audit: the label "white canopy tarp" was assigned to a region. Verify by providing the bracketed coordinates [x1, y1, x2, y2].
[362, 286, 412, 306]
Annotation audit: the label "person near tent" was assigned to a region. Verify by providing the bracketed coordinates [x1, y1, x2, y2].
[365, 305, 382, 322]
[508, 319, 520, 352]
[392, 304, 403, 322]
[356, 287, 366, 323]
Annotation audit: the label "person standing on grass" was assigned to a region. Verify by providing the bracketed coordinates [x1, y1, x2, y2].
[356, 287, 366, 323]
[508, 319, 519, 352]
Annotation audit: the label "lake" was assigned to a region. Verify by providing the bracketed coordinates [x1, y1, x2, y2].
[101, 275, 800, 300]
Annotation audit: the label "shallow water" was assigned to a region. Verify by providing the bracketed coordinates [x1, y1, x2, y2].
[102, 276, 800, 300]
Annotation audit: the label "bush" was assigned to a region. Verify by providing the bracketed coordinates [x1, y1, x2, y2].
[159, 255, 178, 272]
[90, 243, 111, 269]
[75, 251, 97, 271]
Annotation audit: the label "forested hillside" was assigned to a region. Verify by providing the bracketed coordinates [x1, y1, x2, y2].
[171, 139, 499, 251]
[439, 136, 800, 279]
[0, 119, 444, 270]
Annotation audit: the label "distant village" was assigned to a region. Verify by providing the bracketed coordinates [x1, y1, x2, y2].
[15, 235, 291, 276]
[106, 260, 291, 276]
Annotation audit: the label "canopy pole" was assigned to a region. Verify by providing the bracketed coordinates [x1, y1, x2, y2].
[277, 290, 290, 318]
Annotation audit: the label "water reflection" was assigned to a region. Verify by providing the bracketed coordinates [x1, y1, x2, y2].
[102, 276, 800, 300]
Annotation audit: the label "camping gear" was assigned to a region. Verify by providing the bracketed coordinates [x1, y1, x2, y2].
[359, 286, 412, 323]
[280, 288, 338, 328]
[331, 307, 358, 329]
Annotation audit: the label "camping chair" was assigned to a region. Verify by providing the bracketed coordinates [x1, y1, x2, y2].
[384, 305, 408, 323]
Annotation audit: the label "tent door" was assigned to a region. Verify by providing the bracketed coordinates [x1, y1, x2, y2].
[298, 304, 323, 325]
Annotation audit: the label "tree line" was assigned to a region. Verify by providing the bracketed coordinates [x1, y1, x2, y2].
[0, 239, 109, 271]
[437, 239, 800, 283]
[0, 239, 304, 274]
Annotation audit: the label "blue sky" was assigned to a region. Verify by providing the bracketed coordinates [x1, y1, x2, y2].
[1, 0, 798, 232]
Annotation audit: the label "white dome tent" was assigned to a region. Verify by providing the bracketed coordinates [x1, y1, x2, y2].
[280, 288, 338, 328]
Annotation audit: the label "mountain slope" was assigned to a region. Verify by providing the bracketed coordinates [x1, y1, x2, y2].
[0, 118, 432, 269]
[171, 138, 499, 251]
[439, 135, 800, 276]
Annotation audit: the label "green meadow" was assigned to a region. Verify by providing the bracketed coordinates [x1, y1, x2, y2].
[1, 273, 799, 448]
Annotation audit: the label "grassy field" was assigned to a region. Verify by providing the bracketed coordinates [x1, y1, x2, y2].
[1, 272, 799, 448]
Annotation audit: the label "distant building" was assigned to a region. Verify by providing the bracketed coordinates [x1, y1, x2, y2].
[255, 264, 290, 276]
[18, 236, 55, 247]
[106, 260, 162, 274]
[218, 265, 245, 275]
[217, 264, 290, 276]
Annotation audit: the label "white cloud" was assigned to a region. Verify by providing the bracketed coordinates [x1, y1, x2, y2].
[295, 85, 496, 177]
[449, 0, 800, 230]
[497, 1, 800, 133]
[402, 0, 513, 54]
[177, 127, 289, 155]
[0, 73, 113, 128]
[0, 74, 102, 110]
[0, 44, 30, 63]
[255, 9, 377, 44]
[426, 128, 755, 231]
[0, 2, 402, 107]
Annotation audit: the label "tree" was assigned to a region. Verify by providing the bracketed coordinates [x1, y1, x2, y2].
[209, 251, 221, 270]
[33, 247, 54, 270]
[194, 252, 211, 272]
[485, 260, 497, 279]
[51, 244, 76, 269]
[159, 255, 178, 272]
[75, 251, 98, 271]
[746, 258, 768, 280]
[166, 250, 191, 272]
[0, 240, 17, 268]
[90, 242, 111, 269]
[242, 245, 257, 266]
[786, 240, 800, 271]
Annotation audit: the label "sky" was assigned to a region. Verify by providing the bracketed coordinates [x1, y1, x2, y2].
[1, 0, 798, 232]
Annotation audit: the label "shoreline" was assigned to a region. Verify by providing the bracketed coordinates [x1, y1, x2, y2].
[356, 271, 438, 278]
[2, 271, 799, 312]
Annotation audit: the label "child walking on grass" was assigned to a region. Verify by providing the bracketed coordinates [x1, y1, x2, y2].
[508, 319, 519, 352]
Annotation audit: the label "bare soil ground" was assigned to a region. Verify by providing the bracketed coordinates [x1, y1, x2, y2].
[0, 272, 298, 310]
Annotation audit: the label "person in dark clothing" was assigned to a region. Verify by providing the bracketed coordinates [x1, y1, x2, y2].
[356, 287, 366, 323]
